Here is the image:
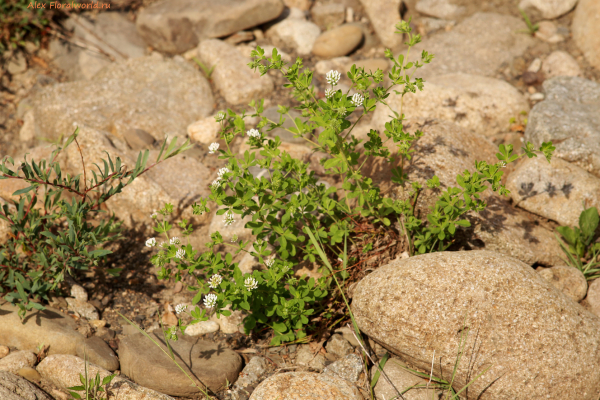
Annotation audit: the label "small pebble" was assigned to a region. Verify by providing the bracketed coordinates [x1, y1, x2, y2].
[0, 345, 9, 359]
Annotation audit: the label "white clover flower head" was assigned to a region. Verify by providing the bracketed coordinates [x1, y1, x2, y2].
[217, 167, 230, 179]
[175, 304, 187, 314]
[215, 111, 226, 122]
[224, 211, 235, 226]
[170, 237, 181, 245]
[231, 234, 238, 243]
[247, 128, 261, 138]
[326, 70, 341, 86]
[325, 88, 335, 99]
[208, 274, 223, 289]
[351, 93, 364, 107]
[208, 142, 219, 154]
[145, 238, 156, 247]
[265, 258, 275, 268]
[500, 161, 507, 168]
[211, 179, 222, 190]
[204, 293, 218, 308]
[151, 210, 158, 219]
[175, 248, 186, 259]
[245, 277, 258, 291]
[159, 241, 167, 248]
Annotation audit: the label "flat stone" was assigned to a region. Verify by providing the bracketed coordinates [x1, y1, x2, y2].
[573, 0, 600, 71]
[295, 345, 326, 371]
[136, 0, 284, 54]
[28, 56, 213, 143]
[359, 0, 402, 48]
[184, 320, 220, 336]
[266, 18, 321, 55]
[0, 371, 52, 400]
[123, 128, 156, 150]
[412, 13, 535, 79]
[326, 334, 354, 358]
[66, 298, 99, 320]
[234, 356, 267, 390]
[199, 39, 273, 105]
[323, 354, 362, 383]
[311, 3, 345, 29]
[16, 367, 41, 383]
[371, 73, 529, 137]
[542, 50, 582, 78]
[519, 0, 578, 19]
[37, 354, 174, 400]
[352, 251, 600, 400]
[76, 337, 119, 372]
[415, 0, 465, 20]
[538, 265, 588, 302]
[249, 371, 363, 400]
[118, 332, 243, 396]
[0, 303, 84, 356]
[0, 352, 36, 375]
[374, 358, 435, 400]
[312, 25, 363, 58]
[363, 119, 564, 266]
[506, 156, 600, 227]
[187, 114, 222, 145]
[524, 76, 600, 178]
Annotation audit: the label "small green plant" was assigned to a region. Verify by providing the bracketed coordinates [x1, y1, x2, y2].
[147, 18, 554, 345]
[556, 206, 600, 280]
[518, 9, 539, 35]
[0, 0, 53, 53]
[0, 129, 191, 319]
[68, 351, 116, 400]
[192, 57, 216, 80]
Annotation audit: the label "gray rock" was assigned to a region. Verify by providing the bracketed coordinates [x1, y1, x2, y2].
[538, 265, 588, 302]
[118, 332, 243, 396]
[359, 0, 402, 48]
[184, 320, 220, 336]
[412, 13, 535, 79]
[233, 356, 267, 392]
[295, 345, 326, 371]
[70, 284, 88, 302]
[249, 372, 363, 400]
[371, 73, 529, 138]
[333, 326, 361, 347]
[0, 352, 36, 375]
[573, 0, 600, 71]
[0, 304, 84, 356]
[311, 3, 345, 29]
[66, 298, 99, 320]
[322, 354, 363, 383]
[76, 337, 119, 372]
[199, 39, 273, 105]
[542, 50, 582, 78]
[415, 0, 465, 20]
[326, 334, 354, 358]
[373, 358, 435, 400]
[519, 0, 578, 19]
[28, 56, 213, 143]
[266, 17, 321, 55]
[136, 0, 284, 54]
[49, 12, 146, 80]
[37, 355, 174, 400]
[312, 25, 363, 59]
[506, 156, 600, 227]
[524, 77, 600, 178]
[0, 371, 52, 400]
[352, 251, 600, 400]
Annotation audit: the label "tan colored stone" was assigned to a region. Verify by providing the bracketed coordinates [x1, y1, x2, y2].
[312, 25, 363, 59]
[506, 156, 600, 227]
[519, 0, 577, 19]
[542, 50, 581, 78]
[211, 306, 246, 334]
[0, 371, 52, 400]
[294, 345, 326, 371]
[311, 3, 345, 29]
[266, 18, 321, 55]
[352, 251, 600, 400]
[348, 58, 390, 74]
[187, 114, 221, 144]
[76, 337, 119, 372]
[17, 367, 41, 383]
[66, 298, 99, 320]
[325, 334, 354, 358]
[0, 346, 9, 359]
[184, 320, 220, 336]
[538, 265, 588, 302]
[573, 0, 600, 71]
[585, 278, 600, 317]
[0, 351, 36, 375]
[359, 0, 403, 48]
[249, 371, 363, 400]
[374, 358, 435, 400]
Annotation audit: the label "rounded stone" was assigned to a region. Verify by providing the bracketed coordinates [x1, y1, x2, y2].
[586, 279, 600, 317]
[184, 320, 220, 336]
[249, 371, 363, 400]
[312, 25, 363, 58]
[0, 346, 9, 359]
[76, 336, 119, 372]
[0, 371, 52, 400]
[352, 250, 600, 400]
[17, 367, 41, 383]
[538, 265, 588, 302]
[0, 351, 36, 375]
[542, 50, 582, 79]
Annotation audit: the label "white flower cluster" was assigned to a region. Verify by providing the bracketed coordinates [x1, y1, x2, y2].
[208, 274, 223, 289]
[215, 111, 226, 122]
[351, 93, 364, 107]
[217, 167, 229, 179]
[145, 238, 156, 247]
[325, 88, 335, 99]
[326, 70, 341, 86]
[175, 304, 187, 314]
[265, 258, 275, 268]
[175, 249, 186, 259]
[245, 277, 258, 291]
[211, 179, 222, 190]
[224, 211, 235, 226]
[247, 129, 261, 139]
[208, 142, 219, 154]
[170, 237, 181, 245]
[204, 293, 217, 308]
